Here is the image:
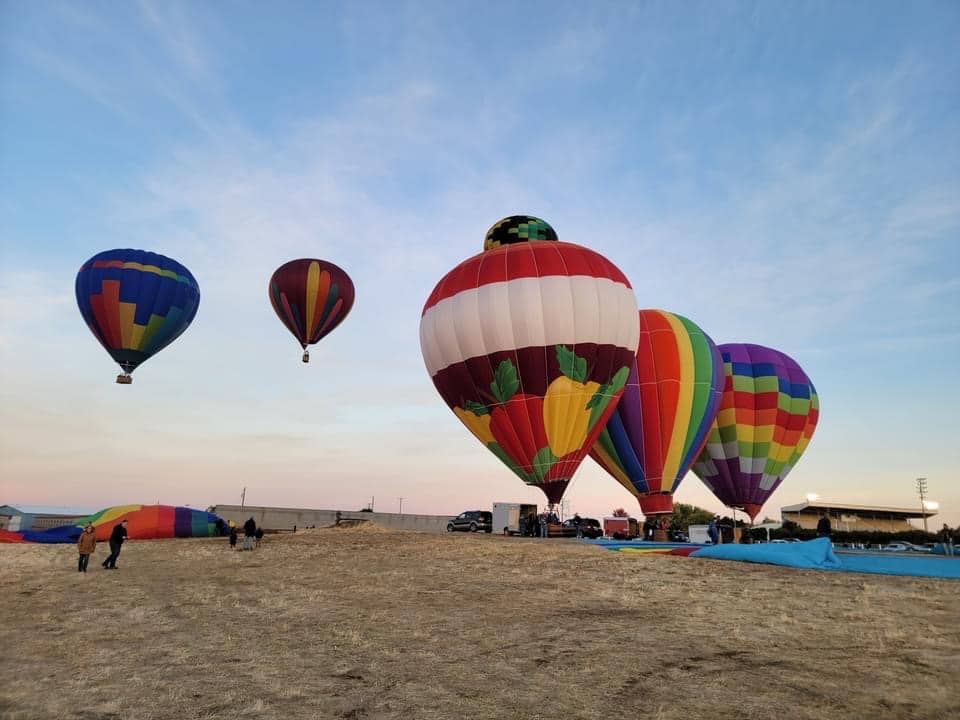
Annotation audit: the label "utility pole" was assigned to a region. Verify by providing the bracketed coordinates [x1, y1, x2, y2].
[369, 496, 375, 512]
[916, 477, 928, 533]
[398, 497, 404, 515]
[241, 487, 246, 510]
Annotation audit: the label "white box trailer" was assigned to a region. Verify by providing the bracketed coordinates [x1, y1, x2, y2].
[492, 502, 538, 536]
[688, 524, 711, 544]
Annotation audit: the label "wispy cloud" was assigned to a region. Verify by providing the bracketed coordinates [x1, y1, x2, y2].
[136, 0, 213, 80]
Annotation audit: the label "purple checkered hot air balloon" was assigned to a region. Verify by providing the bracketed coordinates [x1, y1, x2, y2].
[691, 343, 820, 521]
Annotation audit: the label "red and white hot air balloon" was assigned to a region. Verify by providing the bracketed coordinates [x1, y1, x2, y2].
[419, 216, 639, 506]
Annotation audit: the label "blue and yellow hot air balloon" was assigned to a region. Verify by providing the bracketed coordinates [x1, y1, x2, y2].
[75, 249, 200, 384]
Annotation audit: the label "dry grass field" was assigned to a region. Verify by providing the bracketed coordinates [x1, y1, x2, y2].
[1, 524, 957, 720]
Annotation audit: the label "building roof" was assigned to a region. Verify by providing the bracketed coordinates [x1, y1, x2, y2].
[780, 501, 937, 519]
[0, 504, 97, 517]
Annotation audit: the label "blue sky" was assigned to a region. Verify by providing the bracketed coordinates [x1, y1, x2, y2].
[1, 1, 958, 526]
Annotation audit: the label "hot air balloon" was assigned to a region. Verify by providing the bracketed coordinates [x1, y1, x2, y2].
[691, 343, 819, 521]
[0, 505, 223, 544]
[420, 216, 639, 506]
[269, 259, 355, 362]
[590, 309, 724, 517]
[483, 215, 558, 251]
[75, 249, 200, 384]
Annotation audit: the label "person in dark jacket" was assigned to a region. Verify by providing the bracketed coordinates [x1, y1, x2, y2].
[77, 524, 97, 572]
[939, 524, 954, 556]
[816, 513, 832, 538]
[102, 519, 128, 569]
[254, 527, 264, 548]
[243, 517, 256, 551]
[229, 526, 238, 550]
[707, 516, 719, 545]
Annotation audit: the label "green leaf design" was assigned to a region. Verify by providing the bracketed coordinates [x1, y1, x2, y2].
[587, 366, 631, 429]
[556, 345, 587, 383]
[489, 442, 531, 483]
[530, 445, 559, 482]
[490, 359, 519, 404]
[464, 400, 489, 416]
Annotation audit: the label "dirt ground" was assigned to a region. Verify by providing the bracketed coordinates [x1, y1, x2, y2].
[1, 525, 957, 720]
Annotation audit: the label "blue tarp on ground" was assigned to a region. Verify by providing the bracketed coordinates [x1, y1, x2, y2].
[588, 537, 960, 579]
[831, 552, 960, 579]
[688, 539, 960, 578]
[691, 537, 843, 570]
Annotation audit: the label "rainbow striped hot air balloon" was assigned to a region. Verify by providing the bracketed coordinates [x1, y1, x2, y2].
[75, 249, 200, 384]
[82, 504, 221, 541]
[691, 343, 819, 521]
[0, 505, 222, 544]
[268, 259, 355, 362]
[420, 217, 639, 506]
[590, 309, 725, 516]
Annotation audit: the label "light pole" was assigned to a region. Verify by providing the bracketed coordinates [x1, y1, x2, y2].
[916, 477, 928, 533]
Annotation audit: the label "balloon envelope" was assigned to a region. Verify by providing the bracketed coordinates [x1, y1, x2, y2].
[269, 259, 355, 351]
[691, 343, 820, 520]
[75, 249, 200, 376]
[483, 215, 558, 252]
[0, 504, 222, 544]
[590, 310, 724, 515]
[420, 240, 639, 504]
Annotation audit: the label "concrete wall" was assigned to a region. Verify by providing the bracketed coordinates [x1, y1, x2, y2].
[208, 505, 453, 534]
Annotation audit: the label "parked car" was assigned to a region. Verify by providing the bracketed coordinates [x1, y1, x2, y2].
[446, 511, 492, 533]
[881, 542, 913, 552]
[771, 538, 802, 544]
[560, 517, 602, 539]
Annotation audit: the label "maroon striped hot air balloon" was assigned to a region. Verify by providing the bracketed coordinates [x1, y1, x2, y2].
[268, 259, 355, 362]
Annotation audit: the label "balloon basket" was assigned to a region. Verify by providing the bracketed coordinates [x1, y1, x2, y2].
[116, 374, 133, 385]
[302, 350, 310, 363]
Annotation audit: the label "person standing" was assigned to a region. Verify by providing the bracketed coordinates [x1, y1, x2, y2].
[77, 523, 96, 573]
[708, 516, 719, 545]
[940, 524, 955, 557]
[102, 519, 128, 569]
[243, 517, 256, 551]
[816, 512, 832, 538]
[255, 527, 264, 548]
[573, 513, 583, 539]
[229, 525, 238, 550]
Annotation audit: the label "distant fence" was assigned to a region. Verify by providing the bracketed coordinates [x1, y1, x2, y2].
[207, 505, 452, 534]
